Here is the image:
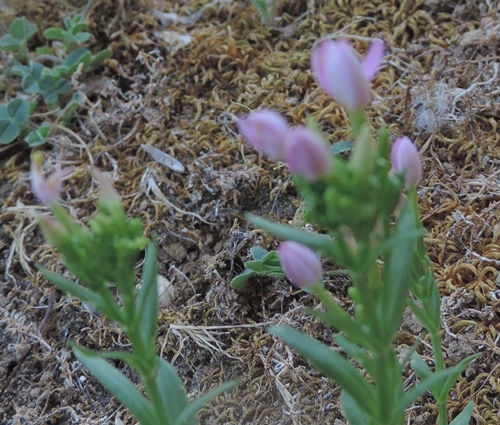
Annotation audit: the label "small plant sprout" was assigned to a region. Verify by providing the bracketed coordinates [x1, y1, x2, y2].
[0, 15, 112, 146]
[0, 17, 37, 62]
[44, 14, 91, 53]
[236, 38, 479, 425]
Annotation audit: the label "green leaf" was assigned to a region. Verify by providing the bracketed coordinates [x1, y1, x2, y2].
[396, 366, 467, 418]
[333, 334, 374, 373]
[231, 269, 255, 290]
[0, 105, 9, 120]
[175, 380, 238, 425]
[44, 27, 65, 40]
[62, 47, 91, 73]
[9, 17, 37, 41]
[411, 353, 432, 381]
[438, 353, 481, 400]
[64, 16, 72, 30]
[71, 344, 158, 425]
[449, 402, 474, 425]
[11, 64, 31, 78]
[156, 358, 193, 425]
[269, 325, 375, 417]
[341, 390, 371, 425]
[90, 49, 113, 69]
[330, 140, 353, 155]
[377, 201, 419, 339]
[244, 260, 265, 272]
[0, 34, 22, 51]
[0, 120, 20, 144]
[7, 98, 30, 124]
[134, 241, 158, 350]
[246, 214, 333, 254]
[39, 268, 102, 307]
[267, 269, 285, 277]
[25, 123, 51, 146]
[306, 307, 368, 349]
[261, 250, 280, 265]
[250, 246, 268, 261]
[59, 91, 84, 122]
[74, 32, 91, 44]
[36, 46, 52, 55]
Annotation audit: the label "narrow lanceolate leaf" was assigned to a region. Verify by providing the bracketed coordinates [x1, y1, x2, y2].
[449, 402, 474, 425]
[175, 380, 237, 425]
[134, 241, 159, 350]
[72, 344, 158, 425]
[246, 214, 332, 253]
[269, 325, 375, 417]
[156, 358, 193, 425]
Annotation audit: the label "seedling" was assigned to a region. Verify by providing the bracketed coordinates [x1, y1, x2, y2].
[0, 17, 37, 62]
[231, 246, 284, 289]
[44, 14, 91, 53]
[0, 15, 112, 147]
[0, 98, 30, 144]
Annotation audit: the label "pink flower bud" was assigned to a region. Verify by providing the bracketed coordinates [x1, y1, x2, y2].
[278, 241, 323, 288]
[31, 153, 74, 206]
[310, 39, 384, 111]
[236, 109, 290, 160]
[286, 126, 331, 180]
[391, 136, 423, 186]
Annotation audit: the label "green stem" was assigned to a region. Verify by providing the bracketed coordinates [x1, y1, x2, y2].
[128, 329, 166, 425]
[348, 109, 367, 139]
[430, 330, 448, 425]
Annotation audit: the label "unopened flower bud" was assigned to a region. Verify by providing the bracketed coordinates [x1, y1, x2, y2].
[311, 39, 384, 111]
[277, 241, 323, 288]
[31, 152, 74, 207]
[236, 109, 290, 160]
[391, 136, 423, 186]
[286, 126, 331, 180]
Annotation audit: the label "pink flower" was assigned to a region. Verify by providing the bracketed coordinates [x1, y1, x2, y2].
[391, 136, 423, 186]
[310, 39, 384, 111]
[278, 241, 323, 288]
[236, 109, 290, 160]
[31, 154, 74, 206]
[286, 126, 331, 180]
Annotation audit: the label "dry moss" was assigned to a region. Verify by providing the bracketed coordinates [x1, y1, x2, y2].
[1, 0, 500, 424]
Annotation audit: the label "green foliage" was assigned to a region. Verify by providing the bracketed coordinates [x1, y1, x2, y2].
[0, 98, 30, 144]
[44, 14, 91, 52]
[231, 246, 285, 289]
[0, 15, 112, 147]
[0, 17, 37, 62]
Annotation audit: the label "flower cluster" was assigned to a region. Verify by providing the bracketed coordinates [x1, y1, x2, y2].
[237, 110, 332, 180]
[238, 38, 423, 289]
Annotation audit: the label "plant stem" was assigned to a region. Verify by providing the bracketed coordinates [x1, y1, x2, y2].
[430, 330, 448, 425]
[128, 329, 166, 425]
